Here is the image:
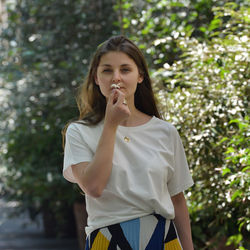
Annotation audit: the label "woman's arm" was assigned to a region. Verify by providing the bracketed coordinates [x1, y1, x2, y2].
[71, 89, 130, 198]
[71, 123, 117, 198]
[171, 192, 194, 250]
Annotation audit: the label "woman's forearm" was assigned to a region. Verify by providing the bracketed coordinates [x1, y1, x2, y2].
[82, 123, 117, 195]
[171, 192, 194, 250]
[72, 123, 117, 198]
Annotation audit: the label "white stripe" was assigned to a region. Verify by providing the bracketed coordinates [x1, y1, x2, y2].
[164, 219, 171, 240]
[99, 227, 112, 242]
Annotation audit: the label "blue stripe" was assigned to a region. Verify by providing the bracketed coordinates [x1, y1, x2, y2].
[85, 236, 90, 250]
[120, 218, 140, 250]
[145, 215, 165, 250]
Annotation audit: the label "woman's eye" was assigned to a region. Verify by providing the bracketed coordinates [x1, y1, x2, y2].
[103, 69, 112, 73]
[121, 68, 130, 72]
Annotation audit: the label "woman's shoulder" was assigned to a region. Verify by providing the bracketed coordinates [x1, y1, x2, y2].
[66, 119, 104, 135]
[153, 116, 177, 131]
[152, 118, 183, 145]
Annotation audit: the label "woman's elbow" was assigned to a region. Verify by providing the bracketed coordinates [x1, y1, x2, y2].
[80, 182, 104, 198]
[72, 164, 104, 198]
[87, 186, 103, 198]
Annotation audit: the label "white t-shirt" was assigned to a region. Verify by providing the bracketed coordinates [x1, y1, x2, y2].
[63, 116, 194, 235]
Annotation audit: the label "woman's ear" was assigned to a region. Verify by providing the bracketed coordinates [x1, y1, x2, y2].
[138, 74, 144, 84]
[95, 76, 99, 85]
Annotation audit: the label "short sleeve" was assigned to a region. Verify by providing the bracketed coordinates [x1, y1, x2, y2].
[167, 126, 194, 196]
[63, 123, 93, 183]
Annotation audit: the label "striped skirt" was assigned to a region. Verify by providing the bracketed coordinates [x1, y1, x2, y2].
[85, 214, 182, 250]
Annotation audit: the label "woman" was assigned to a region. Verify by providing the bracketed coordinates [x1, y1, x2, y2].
[63, 35, 194, 249]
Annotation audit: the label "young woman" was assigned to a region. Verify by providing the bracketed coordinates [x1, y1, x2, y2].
[63, 35, 194, 250]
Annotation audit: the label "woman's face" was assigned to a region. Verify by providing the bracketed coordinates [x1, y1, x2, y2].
[95, 51, 143, 100]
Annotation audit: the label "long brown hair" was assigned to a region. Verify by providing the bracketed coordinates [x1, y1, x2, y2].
[77, 35, 161, 125]
[62, 35, 161, 148]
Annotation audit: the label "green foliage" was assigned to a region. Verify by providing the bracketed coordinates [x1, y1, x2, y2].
[0, 0, 118, 237]
[219, 117, 250, 248]
[152, 3, 249, 249]
[115, 0, 245, 67]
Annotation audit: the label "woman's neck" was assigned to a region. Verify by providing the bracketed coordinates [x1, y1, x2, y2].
[119, 107, 151, 127]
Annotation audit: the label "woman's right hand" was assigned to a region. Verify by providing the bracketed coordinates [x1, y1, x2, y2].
[104, 89, 130, 128]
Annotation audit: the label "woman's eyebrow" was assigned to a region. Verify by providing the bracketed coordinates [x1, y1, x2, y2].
[121, 64, 132, 67]
[100, 64, 112, 67]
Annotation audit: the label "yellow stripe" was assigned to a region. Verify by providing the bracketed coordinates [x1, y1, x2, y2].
[164, 239, 182, 250]
[91, 231, 110, 250]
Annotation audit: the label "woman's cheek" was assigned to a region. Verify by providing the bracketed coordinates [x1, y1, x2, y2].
[100, 84, 111, 98]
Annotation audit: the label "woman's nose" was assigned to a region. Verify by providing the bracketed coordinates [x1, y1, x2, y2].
[112, 71, 121, 83]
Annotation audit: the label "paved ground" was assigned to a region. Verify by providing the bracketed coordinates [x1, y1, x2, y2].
[0, 198, 79, 250]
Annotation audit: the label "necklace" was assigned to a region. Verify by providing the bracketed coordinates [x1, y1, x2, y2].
[119, 124, 131, 143]
[122, 124, 131, 143]
[124, 136, 130, 142]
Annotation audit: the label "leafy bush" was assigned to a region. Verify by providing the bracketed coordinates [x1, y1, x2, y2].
[152, 3, 249, 248]
[116, 0, 245, 67]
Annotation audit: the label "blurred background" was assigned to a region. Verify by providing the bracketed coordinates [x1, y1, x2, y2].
[0, 0, 249, 249]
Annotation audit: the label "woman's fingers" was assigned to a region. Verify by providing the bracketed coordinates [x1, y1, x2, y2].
[108, 89, 124, 106]
[105, 89, 130, 126]
[113, 90, 126, 107]
[107, 89, 117, 105]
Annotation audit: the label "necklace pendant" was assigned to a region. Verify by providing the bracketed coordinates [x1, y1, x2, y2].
[124, 136, 130, 142]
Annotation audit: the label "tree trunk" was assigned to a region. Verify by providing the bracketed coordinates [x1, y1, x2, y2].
[74, 199, 88, 250]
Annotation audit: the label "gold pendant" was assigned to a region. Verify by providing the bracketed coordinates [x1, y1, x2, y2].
[124, 136, 130, 142]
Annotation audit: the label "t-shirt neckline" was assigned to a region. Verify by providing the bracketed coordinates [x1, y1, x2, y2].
[118, 116, 156, 131]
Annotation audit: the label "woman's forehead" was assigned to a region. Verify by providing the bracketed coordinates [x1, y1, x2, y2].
[99, 51, 136, 66]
